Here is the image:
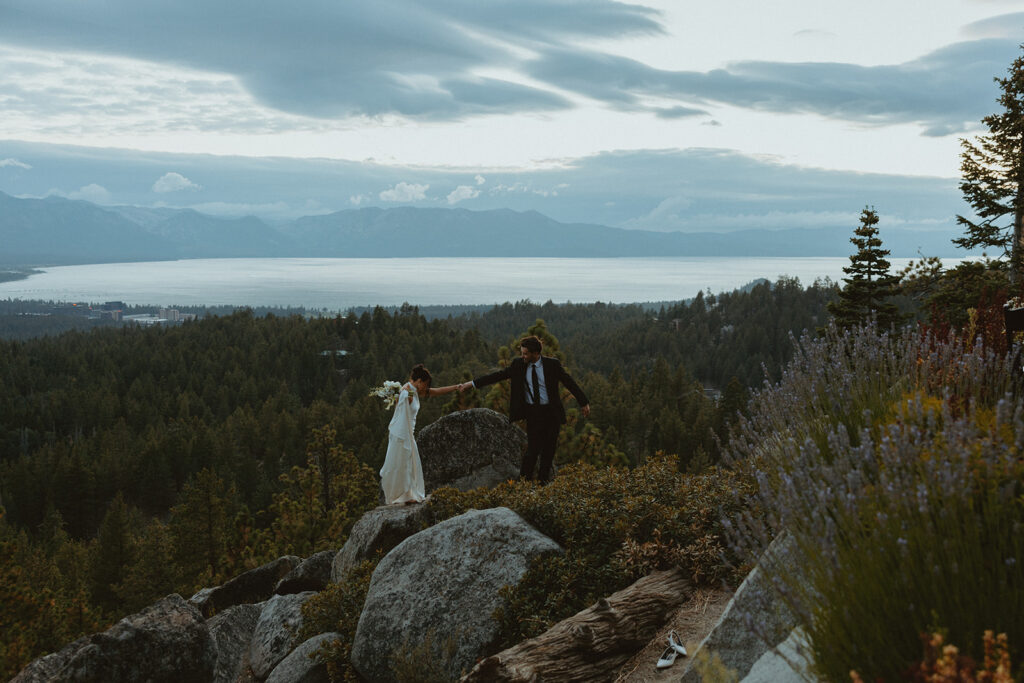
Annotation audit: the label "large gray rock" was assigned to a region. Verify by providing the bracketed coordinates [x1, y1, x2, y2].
[191, 555, 302, 618]
[276, 550, 335, 594]
[331, 503, 432, 582]
[741, 628, 816, 683]
[249, 591, 317, 680]
[12, 594, 215, 682]
[417, 408, 525, 492]
[266, 632, 340, 683]
[681, 535, 799, 682]
[351, 507, 563, 683]
[208, 602, 263, 683]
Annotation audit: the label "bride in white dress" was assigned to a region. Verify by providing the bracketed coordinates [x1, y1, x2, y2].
[379, 364, 458, 505]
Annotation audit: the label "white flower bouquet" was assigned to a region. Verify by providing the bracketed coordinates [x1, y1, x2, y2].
[369, 380, 404, 409]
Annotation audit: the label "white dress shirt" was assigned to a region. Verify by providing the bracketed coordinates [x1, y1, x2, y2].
[526, 359, 549, 405]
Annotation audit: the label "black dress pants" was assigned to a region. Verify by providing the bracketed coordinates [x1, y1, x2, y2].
[523, 404, 560, 482]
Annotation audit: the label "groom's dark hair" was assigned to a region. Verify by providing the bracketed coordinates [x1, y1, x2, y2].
[410, 364, 432, 388]
[519, 336, 542, 353]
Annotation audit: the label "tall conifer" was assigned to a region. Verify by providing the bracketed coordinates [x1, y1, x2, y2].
[828, 208, 903, 330]
[955, 48, 1024, 279]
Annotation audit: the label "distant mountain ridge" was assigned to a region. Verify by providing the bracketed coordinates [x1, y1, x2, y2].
[0, 191, 963, 264]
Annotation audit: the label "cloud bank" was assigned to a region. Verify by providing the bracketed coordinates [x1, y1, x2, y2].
[0, 140, 968, 245]
[0, 1, 1019, 136]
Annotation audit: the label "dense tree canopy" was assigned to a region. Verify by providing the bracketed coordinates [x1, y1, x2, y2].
[0, 282, 840, 677]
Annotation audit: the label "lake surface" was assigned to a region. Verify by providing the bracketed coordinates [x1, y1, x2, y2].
[0, 257, 944, 309]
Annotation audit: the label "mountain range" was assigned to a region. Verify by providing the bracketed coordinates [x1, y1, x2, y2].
[0, 191, 965, 265]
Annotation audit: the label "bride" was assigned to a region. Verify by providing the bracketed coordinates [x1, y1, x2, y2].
[379, 364, 458, 505]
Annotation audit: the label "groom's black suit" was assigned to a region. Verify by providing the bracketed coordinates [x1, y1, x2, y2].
[473, 356, 589, 482]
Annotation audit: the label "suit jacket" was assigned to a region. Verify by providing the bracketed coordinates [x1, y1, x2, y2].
[474, 356, 589, 424]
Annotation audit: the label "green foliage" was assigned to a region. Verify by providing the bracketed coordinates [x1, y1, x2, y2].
[427, 455, 753, 648]
[691, 649, 740, 683]
[88, 494, 138, 614]
[955, 47, 1024, 277]
[828, 207, 904, 330]
[0, 506, 105, 680]
[168, 468, 235, 587]
[116, 520, 178, 613]
[726, 324, 1024, 681]
[264, 427, 378, 558]
[901, 256, 1011, 331]
[296, 559, 377, 683]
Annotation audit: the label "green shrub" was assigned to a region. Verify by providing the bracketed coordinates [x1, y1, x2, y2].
[724, 323, 1024, 680]
[428, 455, 753, 648]
[296, 559, 377, 683]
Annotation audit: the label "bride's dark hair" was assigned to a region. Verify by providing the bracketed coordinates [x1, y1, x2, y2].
[410, 364, 432, 388]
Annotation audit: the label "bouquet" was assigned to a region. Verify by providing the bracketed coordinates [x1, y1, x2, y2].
[369, 380, 404, 409]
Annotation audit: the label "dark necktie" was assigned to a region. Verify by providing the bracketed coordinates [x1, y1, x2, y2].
[531, 364, 540, 405]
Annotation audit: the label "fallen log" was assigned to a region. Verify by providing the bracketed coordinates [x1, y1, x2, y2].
[462, 567, 690, 682]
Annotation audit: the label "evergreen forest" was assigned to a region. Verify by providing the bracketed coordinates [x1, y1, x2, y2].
[0, 277, 836, 675]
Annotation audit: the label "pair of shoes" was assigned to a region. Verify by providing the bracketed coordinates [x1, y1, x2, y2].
[669, 630, 688, 657]
[655, 645, 678, 669]
[655, 630, 688, 669]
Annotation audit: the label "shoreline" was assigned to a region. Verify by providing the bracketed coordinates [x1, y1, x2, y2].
[0, 268, 42, 284]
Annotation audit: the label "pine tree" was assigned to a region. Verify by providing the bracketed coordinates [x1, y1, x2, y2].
[954, 48, 1024, 279]
[88, 494, 138, 614]
[116, 520, 178, 613]
[268, 428, 377, 558]
[168, 469, 233, 586]
[828, 208, 904, 330]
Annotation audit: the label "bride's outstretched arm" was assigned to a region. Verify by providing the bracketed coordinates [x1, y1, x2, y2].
[427, 384, 459, 397]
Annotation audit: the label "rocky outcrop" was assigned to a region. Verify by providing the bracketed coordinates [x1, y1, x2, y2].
[12, 594, 215, 682]
[191, 555, 302, 618]
[417, 408, 525, 492]
[276, 550, 335, 594]
[330, 502, 432, 582]
[742, 628, 814, 683]
[350, 507, 563, 683]
[208, 602, 263, 683]
[681, 535, 800, 682]
[266, 632, 340, 683]
[249, 591, 317, 680]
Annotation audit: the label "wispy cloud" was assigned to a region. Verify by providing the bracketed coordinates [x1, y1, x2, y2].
[527, 36, 1020, 135]
[0, 158, 32, 169]
[0, 0, 659, 120]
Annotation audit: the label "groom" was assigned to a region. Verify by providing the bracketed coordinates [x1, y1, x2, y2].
[459, 336, 590, 483]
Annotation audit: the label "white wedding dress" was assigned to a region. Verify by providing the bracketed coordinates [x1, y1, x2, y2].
[379, 383, 426, 504]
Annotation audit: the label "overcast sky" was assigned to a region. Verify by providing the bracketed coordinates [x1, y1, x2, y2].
[2, 0, 1024, 240]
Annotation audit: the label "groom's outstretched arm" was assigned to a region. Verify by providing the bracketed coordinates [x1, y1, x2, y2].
[471, 365, 513, 389]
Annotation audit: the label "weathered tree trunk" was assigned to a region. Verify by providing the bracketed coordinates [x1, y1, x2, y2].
[461, 567, 690, 683]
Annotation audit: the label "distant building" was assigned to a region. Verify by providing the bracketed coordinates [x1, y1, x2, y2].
[122, 314, 163, 326]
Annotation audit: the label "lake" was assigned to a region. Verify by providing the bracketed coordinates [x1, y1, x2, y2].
[0, 256, 943, 309]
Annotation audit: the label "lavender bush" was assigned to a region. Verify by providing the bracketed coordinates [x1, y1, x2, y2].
[724, 322, 1024, 680]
